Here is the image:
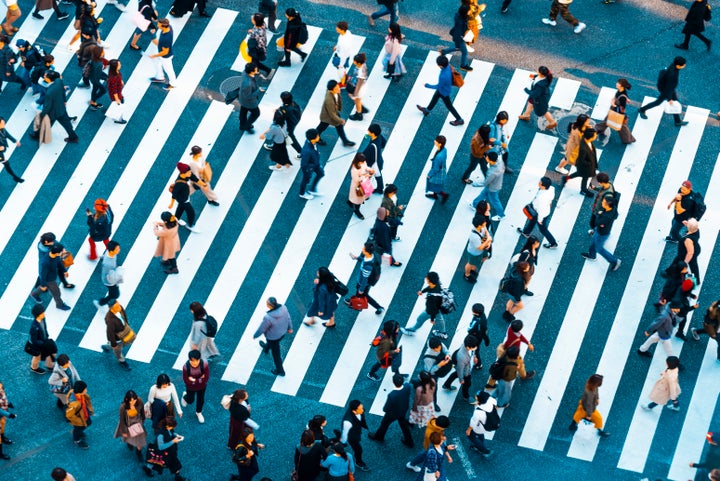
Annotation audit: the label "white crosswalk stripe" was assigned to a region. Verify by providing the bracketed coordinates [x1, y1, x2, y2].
[0, 10, 718, 480]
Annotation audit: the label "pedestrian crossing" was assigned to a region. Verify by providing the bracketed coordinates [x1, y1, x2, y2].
[0, 6, 719, 480]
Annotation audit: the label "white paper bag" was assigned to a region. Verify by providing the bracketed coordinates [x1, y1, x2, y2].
[105, 102, 124, 122]
[663, 101, 682, 115]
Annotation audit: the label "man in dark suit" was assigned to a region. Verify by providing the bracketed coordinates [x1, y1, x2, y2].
[562, 129, 598, 197]
[30, 70, 78, 143]
[368, 373, 414, 447]
[638, 56, 688, 127]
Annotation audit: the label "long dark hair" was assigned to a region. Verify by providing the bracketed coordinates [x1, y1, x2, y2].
[572, 114, 589, 131]
[189, 301, 207, 320]
[108, 59, 120, 77]
[476, 124, 491, 144]
[388, 22, 402, 42]
[123, 390, 141, 410]
[538, 66, 553, 83]
[351, 152, 366, 169]
[520, 235, 540, 254]
[418, 371, 435, 395]
[317, 267, 337, 291]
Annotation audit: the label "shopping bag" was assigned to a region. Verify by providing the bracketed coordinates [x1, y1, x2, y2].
[663, 101, 682, 115]
[348, 295, 368, 311]
[606, 109, 625, 131]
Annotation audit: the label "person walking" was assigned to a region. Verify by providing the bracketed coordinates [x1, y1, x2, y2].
[400, 271, 447, 338]
[304, 267, 340, 327]
[279, 91, 303, 157]
[181, 349, 209, 424]
[362, 123, 386, 192]
[582, 196, 621, 270]
[367, 320, 401, 381]
[674, 217, 701, 284]
[0, 116, 23, 183]
[153, 211, 181, 274]
[638, 303, 681, 358]
[421, 337, 451, 411]
[1, 0, 21, 36]
[372, 207, 402, 267]
[519, 66, 557, 130]
[382, 23, 405, 81]
[461, 124, 491, 185]
[293, 430, 326, 480]
[641, 355, 681, 412]
[465, 0, 485, 50]
[666, 180, 701, 243]
[261, 111, 292, 171]
[248, 14, 272, 77]
[676, 0, 712, 51]
[541, 0, 586, 34]
[416, 55, 464, 126]
[27, 304, 56, 374]
[368, 0, 399, 26]
[86, 198, 113, 261]
[554, 114, 590, 174]
[30, 244, 71, 310]
[569, 374, 610, 437]
[143, 416, 187, 480]
[406, 415, 452, 472]
[189, 301, 220, 359]
[464, 216, 491, 282]
[65, 381, 94, 449]
[29, 70, 78, 143]
[519, 176, 558, 248]
[381, 184, 405, 240]
[489, 110, 514, 174]
[298, 129, 323, 200]
[338, 400, 369, 471]
[420, 432, 452, 481]
[253, 297, 293, 377]
[368, 373, 414, 448]
[227, 389, 255, 450]
[106, 59, 127, 124]
[114, 390, 147, 462]
[32, 0, 68, 20]
[440, 4, 473, 71]
[471, 151, 505, 221]
[238, 63, 263, 133]
[186, 145, 220, 205]
[690, 300, 720, 360]
[347, 53, 368, 120]
[320, 442, 354, 481]
[48, 353, 81, 409]
[0, 382, 15, 460]
[562, 129, 598, 197]
[258, 0, 277, 31]
[490, 344, 523, 408]
[169, 163, 202, 231]
[466, 391, 496, 456]
[467, 303, 490, 370]
[0, 34, 24, 91]
[231, 426, 264, 481]
[347, 153, 374, 220]
[86, 45, 106, 110]
[149, 18, 176, 91]
[345, 242, 384, 315]
[425, 135, 449, 203]
[316, 80, 355, 147]
[594, 79, 635, 144]
[101, 299, 133, 371]
[409, 371, 436, 427]
[278, 8, 307, 66]
[129, 0, 158, 50]
[501, 261, 532, 322]
[332, 21, 354, 85]
[638, 57, 688, 126]
[442, 335, 479, 400]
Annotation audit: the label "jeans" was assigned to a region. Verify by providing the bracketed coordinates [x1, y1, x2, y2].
[491, 378, 512, 406]
[523, 215, 557, 245]
[426, 91, 462, 121]
[90, 80, 106, 103]
[668, 218, 687, 242]
[175, 201, 196, 227]
[239, 106, 260, 130]
[588, 231, 618, 265]
[99, 284, 120, 305]
[467, 431, 490, 453]
[182, 388, 206, 413]
[263, 336, 285, 374]
[299, 166, 324, 195]
[473, 188, 505, 218]
[639, 95, 682, 123]
[316, 121, 352, 144]
[370, 3, 399, 24]
[406, 310, 446, 333]
[441, 36, 468, 67]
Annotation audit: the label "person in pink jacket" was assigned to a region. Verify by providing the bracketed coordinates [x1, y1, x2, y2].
[641, 355, 681, 412]
[153, 211, 181, 274]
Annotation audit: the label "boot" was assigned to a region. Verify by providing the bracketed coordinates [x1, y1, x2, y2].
[568, 421, 578, 432]
[136, 447, 144, 462]
[164, 258, 179, 274]
[0, 444, 10, 460]
[174, 474, 187, 481]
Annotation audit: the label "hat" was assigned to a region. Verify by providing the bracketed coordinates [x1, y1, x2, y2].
[176, 162, 190, 174]
[15, 39, 28, 48]
[435, 415, 450, 428]
[682, 180, 692, 189]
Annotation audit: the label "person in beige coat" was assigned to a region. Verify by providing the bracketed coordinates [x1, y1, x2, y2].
[316, 80, 355, 147]
[153, 211, 181, 274]
[642, 355, 681, 412]
[554, 114, 590, 175]
[185, 146, 219, 206]
[347, 153, 374, 220]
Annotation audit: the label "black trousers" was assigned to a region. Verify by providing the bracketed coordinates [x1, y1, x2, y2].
[182, 388, 206, 413]
[299, 165, 324, 195]
[0, 158, 22, 181]
[175, 201, 196, 227]
[355, 285, 381, 310]
[462, 154, 485, 181]
[239, 106, 261, 130]
[639, 95, 682, 123]
[348, 437, 364, 465]
[263, 336, 285, 374]
[250, 55, 271, 75]
[374, 414, 413, 445]
[443, 372, 472, 399]
[282, 46, 306, 63]
[426, 91, 462, 121]
[99, 284, 120, 305]
[681, 32, 711, 48]
[287, 126, 301, 153]
[567, 172, 591, 193]
[316, 121, 351, 143]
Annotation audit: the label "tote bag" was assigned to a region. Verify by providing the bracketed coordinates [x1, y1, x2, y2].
[131, 7, 151, 32]
[606, 109, 625, 131]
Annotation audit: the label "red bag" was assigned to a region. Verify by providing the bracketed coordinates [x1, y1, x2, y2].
[349, 295, 369, 310]
[522, 203, 537, 219]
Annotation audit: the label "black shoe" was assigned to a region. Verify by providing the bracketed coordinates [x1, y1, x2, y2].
[524, 290, 534, 296]
[581, 252, 596, 260]
[637, 348, 652, 358]
[460, 64, 473, 71]
[416, 105, 430, 116]
[449, 119, 465, 126]
[32, 11, 44, 19]
[504, 167, 514, 175]
[707, 40, 712, 51]
[277, 61, 290, 67]
[56, 11, 69, 20]
[638, 110, 648, 120]
[119, 361, 132, 371]
[581, 190, 594, 197]
[14, 177, 24, 183]
[57, 398, 66, 409]
[356, 462, 370, 472]
[543, 243, 558, 249]
[349, 113, 363, 121]
[675, 121, 688, 127]
[64, 137, 79, 143]
[208, 200, 220, 206]
[259, 340, 268, 354]
[597, 429, 610, 438]
[142, 466, 154, 477]
[516, 227, 529, 238]
[270, 368, 285, 376]
[569, 421, 578, 432]
[674, 43, 689, 50]
[368, 432, 382, 442]
[361, 106, 369, 113]
[675, 332, 686, 341]
[28, 133, 39, 140]
[343, 141, 356, 147]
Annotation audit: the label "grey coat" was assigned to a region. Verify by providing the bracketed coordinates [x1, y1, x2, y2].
[240, 73, 261, 109]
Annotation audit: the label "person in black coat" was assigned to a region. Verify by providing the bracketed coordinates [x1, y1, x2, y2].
[293, 429, 326, 481]
[30, 70, 78, 143]
[439, 5, 472, 71]
[278, 8, 307, 66]
[335, 400, 369, 471]
[373, 207, 402, 267]
[368, 373, 414, 448]
[518, 66, 557, 130]
[638, 57, 688, 126]
[562, 129, 598, 197]
[676, 0, 712, 51]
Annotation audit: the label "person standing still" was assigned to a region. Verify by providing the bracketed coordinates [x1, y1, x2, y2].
[181, 349, 209, 424]
[638, 57, 688, 126]
[149, 18, 176, 91]
[253, 297, 293, 376]
[675, 0, 712, 51]
[238, 63, 263, 133]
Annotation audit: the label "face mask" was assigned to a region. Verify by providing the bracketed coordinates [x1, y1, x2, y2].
[389, 194, 396, 200]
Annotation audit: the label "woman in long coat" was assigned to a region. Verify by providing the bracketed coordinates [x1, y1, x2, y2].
[347, 153, 374, 220]
[425, 135, 448, 203]
[114, 390, 148, 462]
[153, 211, 181, 274]
[642, 356, 681, 411]
[676, 0, 712, 50]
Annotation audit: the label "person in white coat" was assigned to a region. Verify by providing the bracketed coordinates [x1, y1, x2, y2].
[333, 21, 354, 84]
[517, 176, 558, 248]
[641, 356, 681, 411]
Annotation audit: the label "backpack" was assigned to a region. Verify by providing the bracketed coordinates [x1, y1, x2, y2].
[499, 269, 518, 294]
[368, 255, 381, 286]
[488, 356, 507, 380]
[247, 36, 266, 61]
[333, 277, 349, 296]
[202, 316, 218, 338]
[450, 348, 459, 366]
[185, 359, 205, 376]
[439, 287, 456, 314]
[450, 66, 464, 88]
[278, 102, 302, 129]
[480, 406, 501, 431]
[371, 332, 385, 347]
[657, 68, 668, 92]
[691, 191, 707, 220]
[423, 349, 453, 378]
[297, 22, 309, 44]
[232, 444, 252, 466]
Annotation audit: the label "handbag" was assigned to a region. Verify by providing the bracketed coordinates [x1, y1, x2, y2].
[462, 29, 474, 43]
[349, 295, 369, 311]
[51, 382, 71, 395]
[663, 100, 682, 114]
[62, 251, 74, 268]
[131, 7, 151, 32]
[146, 443, 166, 467]
[423, 469, 436, 481]
[360, 177, 374, 197]
[606, 109, 625, 131]
[221, 394, 232, 410]
[117, 323, 136, 344]
[354, 184, 365, 199]
[332, 54, 341, 68]
[105, 101, 125, 122]
[128, 422, 144, 437]
[450, 66, 464, 88]
[522, 203, 537, 219]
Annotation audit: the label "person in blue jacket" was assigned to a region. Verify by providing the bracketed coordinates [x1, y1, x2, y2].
[416, 55, 464, 126]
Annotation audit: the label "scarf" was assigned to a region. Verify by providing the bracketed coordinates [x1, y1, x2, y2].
[79, 394, 90, 421]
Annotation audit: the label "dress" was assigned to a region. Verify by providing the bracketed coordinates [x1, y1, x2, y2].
[306, 283, 338, 320]
[409, 383, 435, 427]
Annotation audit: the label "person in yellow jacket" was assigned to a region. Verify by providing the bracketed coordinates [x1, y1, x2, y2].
[65, 381, 93, 449]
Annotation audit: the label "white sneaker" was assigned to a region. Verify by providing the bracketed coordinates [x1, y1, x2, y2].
[177, 218, 187, 226]
[181, 391, 188, 407]
[472, 180, 484, 187]
[554, 166, 569, 175]
[268, 165, 282, 171]
[574, 22, 586, 34]
[406, 462, 421, 473]
[491, 215, 504, 222]
[196, 412, 205, 423]
[640, 403, 652, 411]
[308, 190, 322, 196]
[466, 45, 475, 53]
[299, 193, 314, 200]
[399, 327, 413, 335]
[542, 18, 557, 26]
[296, 153, 302, 159]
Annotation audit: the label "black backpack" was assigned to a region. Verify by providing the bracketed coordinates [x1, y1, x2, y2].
[691, 191, 707, 220]
[499, 269, 518, 294]
[424, 349, 453, 378]
[367, 255, 381, 286]
[481, 406, 501, 431]
[333, 277, 349, 296]
[489, 356, 507, 380]
[297, 22, 309, 44]
[202, 316, 218, 338]
[247, 36, 266, 61]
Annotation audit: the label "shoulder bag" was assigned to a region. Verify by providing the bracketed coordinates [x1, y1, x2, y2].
[522, 203, 537, 219]
[117, 323, 136, 344]
[128, 421, 144, 437]
[131, 6, 151, 32]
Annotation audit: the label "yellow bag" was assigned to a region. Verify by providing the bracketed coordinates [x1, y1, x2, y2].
[239, 39, 252, 63]
[276, 36, 285, 51]
[606, 109, 625, 131]
[118, 324, 136, 344]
